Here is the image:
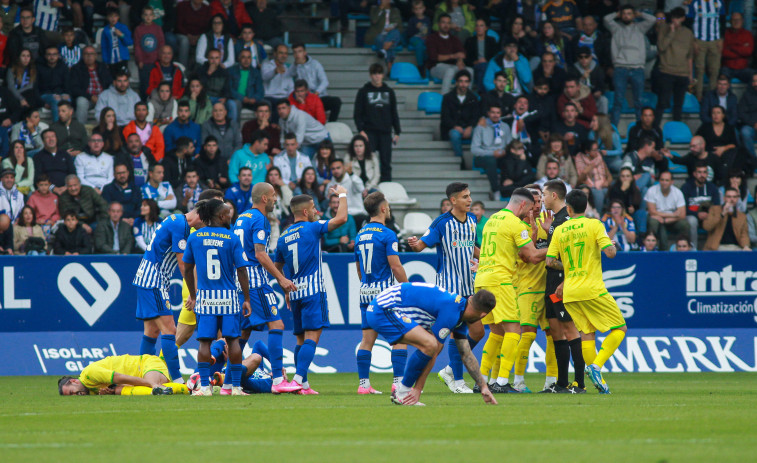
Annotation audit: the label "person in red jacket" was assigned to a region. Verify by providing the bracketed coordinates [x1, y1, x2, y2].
[288, 79, 326, 125]
[209, 0, 252, 37]
[721, 12, 754, 84]
[123, 102, 166, 161]
[146, 45, 185, 99]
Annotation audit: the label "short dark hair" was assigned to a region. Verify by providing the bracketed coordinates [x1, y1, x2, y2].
[472, 200, 485, 209]
[638, 136, 656, 148]
[284, 132, 297, 142]
[566, 189, 588, 214]
[693, 160, 709, 171]
[438, 13, 451, 22]
[292, 42, 306, 51]
[178, 100, 190, 109]
[511, 187, 535, 203]
[494, 71, 507, 80]
[446, 182, 469, 199]
[533, 78, 549, 88]
[290, 194, 315, 212]
[564, 76, 580, 86]
[294, 79, 309, 90]
[369, 63, 384, 75]
[329, 158, 344, 167]
[364, 191, 388, 218]
[58, 100, 73, 110]
[250, 130, 270, 145]
[276, 98, 291, 108]
[114, 69, 130, 79]
[454, 69, 471, 81]
[544, 179, 567, 199]
[619, 4, 636, 13]
[670, 7, 686, 19]
[58, 376, 77, 395]
[470, 289, 496, 313]
[199, 189, 224, 201]
[35, 173, 50, 185]
[63, 209, 78, 219]
[175, 136, 193, 151]
[184, 167, 199, 178]
[134, 101, 148, 111]
[238, 166, 252, 175]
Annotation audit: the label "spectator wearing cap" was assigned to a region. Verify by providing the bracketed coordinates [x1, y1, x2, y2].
[569, 46, 607, 114]
[653, 7, 694, 123]
[426, 13, 472, 94]
[441, 69, 479, 159]
[464, 18, 498, 93]
[482, 37, 532, 95]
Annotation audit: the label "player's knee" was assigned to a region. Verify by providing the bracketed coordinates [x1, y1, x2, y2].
[615, 325, 628, 333]
[521, 325, 537, 334]
[417, 337, 438, 357]
[269, 319, 285, 330]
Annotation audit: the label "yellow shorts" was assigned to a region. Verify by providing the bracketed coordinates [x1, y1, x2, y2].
[177, 280, 196, 326]
[140, 355, 171, 381]
[565, 293, 626, 334]
[478, 283, 518, 325]
[517, 291, 549, 330]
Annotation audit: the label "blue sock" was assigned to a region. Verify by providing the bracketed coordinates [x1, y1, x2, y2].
[294, 344, 302, 371]
[230, 363, 243, 387]
[401, 350, 432, 388]
[252, 340, 270, 360]
[268, 329, 283, 379]
[140, 335, 157, 356]
[391, 348, 407, 377]
[357, 349, 371, 380]
[241, 376, 273, 393]
[160, 334, 181, 381]
[296, 339, 316, 380]
[198, 362, 211, 387]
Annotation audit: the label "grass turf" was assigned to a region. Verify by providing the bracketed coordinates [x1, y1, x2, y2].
[0, 373, 754, 463]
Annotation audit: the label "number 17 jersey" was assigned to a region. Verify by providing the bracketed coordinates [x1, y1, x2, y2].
[355, 222, 399, 306]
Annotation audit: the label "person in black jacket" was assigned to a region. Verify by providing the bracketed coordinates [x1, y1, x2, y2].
[161, 136, 194, 189]
[193, 135, 229, 190]
[102, 163, 143, 223]
[6, 7, 49, 61]
[464, 18, 499, 93]
[67, 46, 113, 125]
[38, 46, 71, 123]
[353, 63, 401, 182]
[440, 69, 479, 158]
[500, 140, 536, 197]
[33, 130, 76, 194]
[0, 86, 21, 129]
[625, 107, 663, 154]
[53, 211, 92, 255]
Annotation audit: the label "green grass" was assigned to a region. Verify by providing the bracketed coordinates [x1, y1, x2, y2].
[0, 373, 754, 463]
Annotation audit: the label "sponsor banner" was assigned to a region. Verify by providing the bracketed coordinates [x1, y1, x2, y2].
[5, 329, 757, 377]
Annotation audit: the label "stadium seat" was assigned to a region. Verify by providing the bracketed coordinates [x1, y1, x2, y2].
[324, 122, 353, 144]
[641, 91, 658, 108]
[378, 182, 418, 206]
[605, 91, 614, 110]
[402, 212, 433, 236]
[486, 29, 500, 42]
[417, 92, 442, 114]
[663, 121, 693, 144]
[389, 62, 429, 85]
[682, 93, 700, 113]
[621, 121, 635, 144]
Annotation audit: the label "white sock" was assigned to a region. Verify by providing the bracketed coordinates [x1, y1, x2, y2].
[398, 384, 412, 394]
[222, 383, 232, 390]
[544, 376, 556, 387]
[514, 375, 525, 384]
[443, 365, 452, 374]
[302, 381, 310, 390]
[272, 376, 284, 386]
[482, 375, 489, 383]
[359, 378, 370, 388]
[496, 377, 509, 386]
[454, 379, 465, 388]
[393, 376, 402, 385]
[292, 374, 303, 385]
[173, 377, 185, 384]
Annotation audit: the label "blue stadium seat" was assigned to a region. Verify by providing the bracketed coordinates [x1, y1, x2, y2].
[487, 29, 500, 42]
[641, 91, 658, 108]
[663, 121, 693, 144]
[390, 62, 429, 85]
[418, 92, 442, 114]
[605, 91, 614, 110]
[621, 121, 635, 144]
[682, 93, 700, 113]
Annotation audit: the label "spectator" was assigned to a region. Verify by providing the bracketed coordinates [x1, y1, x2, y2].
[175, 0, 212, 66]
[193, 136, 228, 190]
[313, 139, 336, 186]
[7, 7, 48, 61]
[51, 101, 87, 156]
[33, 129, 74, 194]
[589, 113, 623, 173]
[290, 43, 342, 123]
[11, 107, 46, 156]
[141, 164, 176, 216]
[653, 7, 694, 122]
[266, 166, 293, 227]
[640, 231, 659, 251]
[100, 8, 133, 75]
[228, 130, 270, 184]
[464, 18, 498, 92]
[569, 46, 608, 114]
[294, 166, 325, 212]
[471, 103, 511, 199]
[122, 101, 165, 162]
[274, 132, 312, 190]
[133, 198, 160, 252]
[224, 166, 253, 214]
[574, 139, 611, 212]
[441, 70, 479, 159]
[7, 49, 42, 111]
[75, 133, 114, 192]
[556, 76, 597, 129]
[2, 141, 33, 195]
[366, 0, 403, 74]
[68, 45, 112, 125]
[58, 26, 81, 69]
[209, 0, 252, 37]
[277, 99, 329, 159]
[645, 170, 688, 250]
[737, 73, 757, 163]
[162, 136, 195, 189]
[608, 166, 642, 220]
[196, 14, 235, 70]
[426, 13, 471, 94]
[500, 140, 536, 197]
[242, 101, 281, 154]
[578, 184, 600, 218]
[163, 100, 201, 155]
[94, 201, 134, 254]
[721, 169, 747, 213]
[483, 38, 532, 95]
[198, 48, 237, 122]
[118, 133, 157, 188]
[687, 0, 725, 99]
[527, 79, 557, 148]
[346, 134, 380, 196]
[59, 174, 108, 232]
[482, 70, 516, 116]
[323, 194, 356, 253]
[604, 5, 656, 125]
[134, 6, 165, 98]
[102, 162, 142, 223]
[53, 211, 92, 255]
[147, 82, 178, 129]
[721, 12, 754, 84]
[246, 0, 284, 48]
[0, 1, 19, 36]
[701, 74, 739, 126]
[201, 102, 242, 164]
[552, 102, 588, 156]
[537, 134, 578, 187]
[0, 167, 24, 223]
[146, 45, 185, 99]
[541, 0, 581, 40]
[625, 107, 663, 153]
[406, 0, 431, 76]
[532, 51, 566, 96]
[602, 199, 637, 251]
[177, 168, 205, 213]
[471, 200, 487, 247]
[695, 105, 741, 179]
[233, 23, 266, 70]
[674, 236, 693, 251]
[440, 198, 452, 214]
[289, 79, 326, 125]
[572, 14, 611, 67]
[229, 49, 264, 114]
[353, 63, 401, 183]
[95, 71, 141, 127]
[503, 96, 540, 165]
[622, 135, 669, 197]
[13, 205, 46, 255]
[537, 20, 572, 69]
[0, 84, 21, 133]
[432, 0, 475, 43]
[37, 45, 70, 122]
[181, 77, 213, 125]
[261, 44, 294, 103]
[535, 157, 573, 191]
[681, 161, 721, 248]
[502, 15, 538, 60]
[330, 158, 368, 227]
[703, 187, 750, 251]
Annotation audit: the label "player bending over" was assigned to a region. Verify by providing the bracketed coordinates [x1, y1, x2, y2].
[367, 282, 498, 406]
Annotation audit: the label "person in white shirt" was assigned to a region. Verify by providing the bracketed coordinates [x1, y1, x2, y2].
[645, 170, 689, 250]
[140, 163, 176, 216]
[329, 158, 368, 228]
[273, 132, 312, 190]
[74, 133, 114, 193]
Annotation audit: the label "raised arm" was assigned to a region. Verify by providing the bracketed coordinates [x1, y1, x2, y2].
[326, 185, 348, 231]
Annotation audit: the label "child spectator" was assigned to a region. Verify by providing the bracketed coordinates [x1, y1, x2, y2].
[101, 8, 133, 75]
[134, 6, 165, 98]
[59, 26, 81, 68]
[53, 211, 92, 255]
[405, 0, 431, 75]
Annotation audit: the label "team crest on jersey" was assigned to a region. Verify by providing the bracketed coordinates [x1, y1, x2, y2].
[392, 242, 398, 252]
[438, 328, 450, 339]
[178, 239, 187, 250]
[520, 230, 529, 240]
[271, 306, 278, 316]
[257, 230, 266, 240]
[165, 301, 170, 309]
[402, 316, 411, 323]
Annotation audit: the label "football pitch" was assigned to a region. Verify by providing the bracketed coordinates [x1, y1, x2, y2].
[1, 373, 754, 463]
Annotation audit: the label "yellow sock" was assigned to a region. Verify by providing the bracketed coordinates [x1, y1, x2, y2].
[490, 356, 501, 382]
[594, 330, 626, 368]
[514, 331, 536, 376]
[121, 386, 154, 396]
[496, 332, 521, 380]
[479, 333, 504, 377]
[545, 335, 558, 378]
[582, 340, 597, 366]
[164, 382, 190, 395]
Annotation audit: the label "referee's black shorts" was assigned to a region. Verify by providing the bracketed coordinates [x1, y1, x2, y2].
[545, 271, 572, 322]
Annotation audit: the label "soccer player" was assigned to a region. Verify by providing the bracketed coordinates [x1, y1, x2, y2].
[354, 191, 409, 394]
[367, 282, 498, 406]
[546, 190, 627, 394]
[542, 179, 586, 393]
[233, 182, 299, 394]
[407, 182, 482, 394]
[58, 354, 188, 396]
[475, 188, 545, 393]
[183, 199, 252, 396]
[273, 185, 349, 394]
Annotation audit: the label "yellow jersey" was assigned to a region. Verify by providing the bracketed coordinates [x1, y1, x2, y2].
[514, 213, 548, 294]
[475, 208, 532, 287]
[79, 355, 165, 392]
[546, 216, 613, 303]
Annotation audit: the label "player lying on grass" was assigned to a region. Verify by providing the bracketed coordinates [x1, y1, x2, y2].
[58, 354, 188, 396]
[366, 282, 498, 406]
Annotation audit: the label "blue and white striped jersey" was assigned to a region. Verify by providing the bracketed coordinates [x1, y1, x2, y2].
[34, 0, 60, 32]
[182, 227, 247, 315]
[687, 0, 724, 41]
[420, 212, 477, 297]
[274, 220, 330, 300]
[133, 213, 190, 289]
[355, 222, 399, 305]
[372, 283, 468, 342]
[60, 45, 81, 68]
[232, 208, 271, 288]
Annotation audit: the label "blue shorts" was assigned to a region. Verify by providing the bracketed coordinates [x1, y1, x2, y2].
[291, 292, 329, 335]
[196, 313, 241, 340]
[360, 303, 371, 330]
[135, 287, 172, 320]
[240, 285, 281, 331]
[365, 302, 417, 345]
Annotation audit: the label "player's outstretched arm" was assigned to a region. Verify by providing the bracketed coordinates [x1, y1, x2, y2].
[518, 241, 546, 264]
[454, 337, 498, 405]
[256, 243, 296, 292]
[387, 255, 408, 283]
[184, 262, 197, 311]
[406, 236, 427, 252]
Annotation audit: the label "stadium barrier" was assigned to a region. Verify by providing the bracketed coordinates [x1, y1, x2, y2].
[1, 253, 756, 376]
